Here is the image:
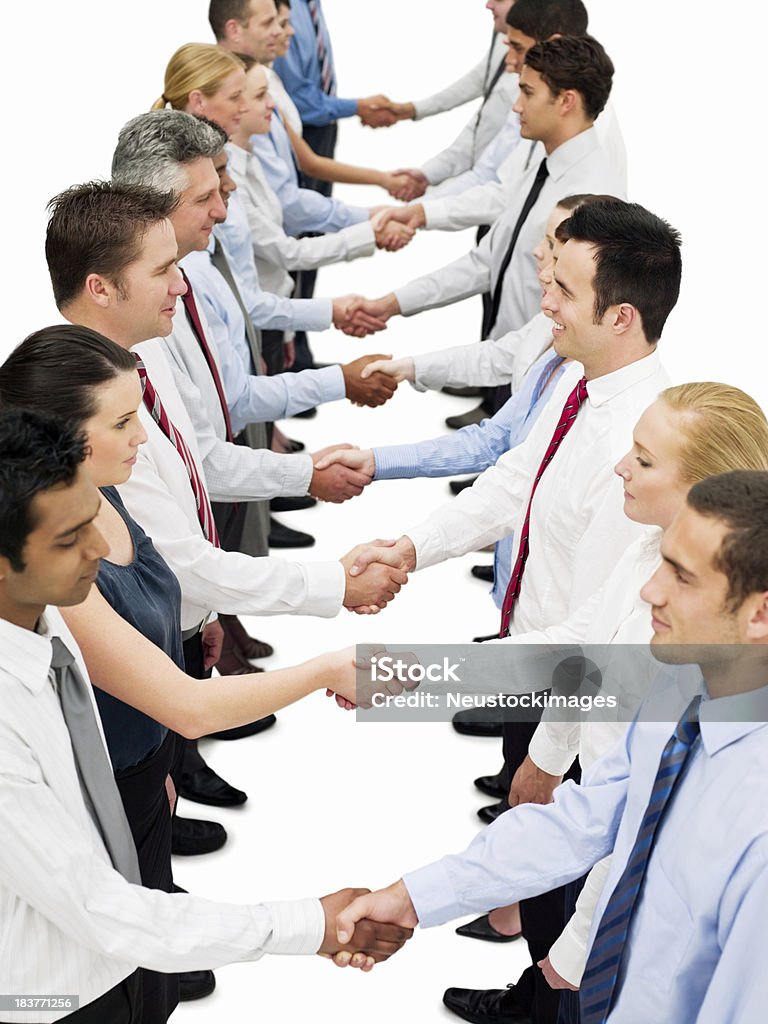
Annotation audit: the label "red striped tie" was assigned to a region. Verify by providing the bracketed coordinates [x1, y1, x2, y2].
[134, 355, 220, 547]
[180, 270, 235, 444]
[498, 376, 588, 637]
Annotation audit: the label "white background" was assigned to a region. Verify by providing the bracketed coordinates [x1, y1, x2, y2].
[4, 2, 767, 1020]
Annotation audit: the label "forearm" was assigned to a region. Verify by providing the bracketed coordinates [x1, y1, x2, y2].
[373, 419, 508, 481]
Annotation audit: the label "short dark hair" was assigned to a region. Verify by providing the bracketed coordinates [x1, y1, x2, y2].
[507, 0, 588, 40]
[555, 198, 682, 343]
[45, 181, 178, 309]
[687, 471, 768, 612]
[0, 411, 87, 572]
[209, 0, 251, 40]
[0, 325, 137, 428]
[524, 35, 613, 121]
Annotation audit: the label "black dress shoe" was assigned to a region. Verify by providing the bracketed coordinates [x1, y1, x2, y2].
[270, 495, 316, 512]
[441, 384, 484, 397]
[179, 970, 216, 1001]
[449, 476, 478, 495]
[455, 914, 522, 943]
[171, 816, 228, 856]
[445, 404, 488, 429]
[443, 984, 531, 1024]
[474, 771, 507, 798]
[452, 707, 505, 736]
[292, 405, 317, 418]
[473, 632, 500, 643]
[478, 799, 509, 824]
[471, 564, 494, 583]
[268, 516, 315, 548]
[177, 765, 248, 807]
[207, 714, 277, 740]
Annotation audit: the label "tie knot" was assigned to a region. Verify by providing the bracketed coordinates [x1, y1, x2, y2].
[536, 158, 549, 181]
[50, 636, 75, 671]
[675, 695, 702, 746]
[576, 377, 589, 404]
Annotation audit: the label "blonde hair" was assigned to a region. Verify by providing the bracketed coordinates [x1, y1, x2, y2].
[660, 382, 768, 483]
[152, 43, 244, 111]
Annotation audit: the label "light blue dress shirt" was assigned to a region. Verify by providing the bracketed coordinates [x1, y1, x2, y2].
[181, 241, 345, 436]
[373, 349, 566, 607]
[273, 0, 358, 126]
[213, 190, 332, 332]
[250, 116, 367, 237]
[404, 673, 768, 1023]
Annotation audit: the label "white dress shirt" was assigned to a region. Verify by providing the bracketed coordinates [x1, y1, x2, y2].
[412, 34, 507, 120]
[412, 311, 554, 395]
[119, 337, 344, 630]
[266, 66, 303, 135]
[0, 609, 324, 1022]
[420, 64, 520, 185]
[226, 143, 375, 299]
[422, 103, 628, 231]
[407, 352, 670, 639]
[396, 128, 626, 338]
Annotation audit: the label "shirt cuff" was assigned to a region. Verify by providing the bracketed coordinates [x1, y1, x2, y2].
[547, 923, 587, 987]
[412, 352, 449, 392]
[261, 898, 326, 955]
[289, 297, 333, 332]
[422, 198, 453, 231]
[405, 523, 443, 571]
[278, 453, 314, 496]
[528, 724, 579, 776]
[333, 97, 359, 120]
[403, 861, 461, 928]
[420, 158, 444, 186]
[372, 445, 422, 480]
[343, 219, 377, 255]
[317, 364, 347, 404]
[297, 560, 346, 617]
[393, 283, 423, 317]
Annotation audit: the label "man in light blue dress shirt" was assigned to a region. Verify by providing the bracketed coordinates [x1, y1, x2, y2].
[334, 470, 768, 1024]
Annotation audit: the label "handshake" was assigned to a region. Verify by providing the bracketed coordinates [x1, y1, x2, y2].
[318, 885, 414, 971]
[356, 94, 418, 130]
[337, 534, 417, 614]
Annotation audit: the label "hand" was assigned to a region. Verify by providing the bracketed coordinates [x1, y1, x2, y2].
[391, 167, 429, 199]
[310, 445, 373, 503]
[375, 204, 426, 233]
[373, 219, 415, 252]
[341, 354, 399, 408]
[333, 294, 389, 338]
[346, 295, 401, 333]
[360, 356, 415, 384]
[335, 880, 418, 951]
[348, 536, 417, 578]
[201, 619, 223, 670]
[164, 774, 176, 816]
[388, 101, 416, 121]
[508, 755, 563, 808]
[283, 336, 295, 370]
[537, 956, 579, 992]
[357, 95, 398, 128]
[314, 447, 375, 478]
[319, 887, 414, 969]
[340, 540, 409, 612]
[381, 171, 424, 202]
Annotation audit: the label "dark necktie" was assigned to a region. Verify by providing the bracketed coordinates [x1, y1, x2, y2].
[485, 158, 549, 337]
[580, 697, 702, 1023]
[211, 237, 263, 376]
[307, 0, 335, 95]
[498, 376, 588, 637]
[50, 637, 142, 883]
[180, 270, 235, 444]
[134, 355, 221, 547]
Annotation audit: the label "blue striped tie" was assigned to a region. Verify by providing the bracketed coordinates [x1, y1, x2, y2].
[580, 697, 702, 1023]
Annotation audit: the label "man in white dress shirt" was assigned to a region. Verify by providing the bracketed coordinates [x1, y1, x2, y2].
[346, 198, 681, 1024]
[0, 410, 411, 1024]
[351, 36, 625, 356]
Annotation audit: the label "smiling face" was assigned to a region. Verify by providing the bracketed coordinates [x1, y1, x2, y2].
[83, 371, 147, 487]
[614, 400, 692, 530]
[187, 67, 248, 137]
[0, 467, 109, 616]
[108, 218, 186, 344]
[540, 238, 605, 365]
[233, 0, 281, 61]
[239, 64, 276, 137]
[170, 157, 227, 257]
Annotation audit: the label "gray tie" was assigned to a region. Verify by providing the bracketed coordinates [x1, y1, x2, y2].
[211, 237, 263, 374]
[50, 637, 142, 884]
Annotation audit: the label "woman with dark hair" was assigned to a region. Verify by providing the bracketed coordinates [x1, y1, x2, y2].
[0, 324, 358, 1023]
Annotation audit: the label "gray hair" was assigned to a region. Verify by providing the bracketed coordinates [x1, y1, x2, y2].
[111, 110, 227, 195]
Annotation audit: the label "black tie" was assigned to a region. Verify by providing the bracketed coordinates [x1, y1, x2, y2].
[484, 158, 549, 337]
[51, 637, 142, 883]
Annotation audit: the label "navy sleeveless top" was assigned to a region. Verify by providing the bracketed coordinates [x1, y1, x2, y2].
[93, 487, 184, 770]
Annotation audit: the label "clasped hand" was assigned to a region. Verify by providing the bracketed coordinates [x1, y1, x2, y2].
[319, 887, 414, 971]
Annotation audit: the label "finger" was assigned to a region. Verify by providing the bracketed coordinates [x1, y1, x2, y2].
[337, 896, 372, 943]
[313, 452, 342, 471]
[360, 361, 386, 379]
[334, 951, 352, 967]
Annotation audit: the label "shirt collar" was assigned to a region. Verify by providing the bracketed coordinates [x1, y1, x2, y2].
[225, 140, 248, 177]
[700, 684, 768, 755]
[547, 126, 599, 181]
[585, 349, 663, 408]
[0, 610, 56, 695]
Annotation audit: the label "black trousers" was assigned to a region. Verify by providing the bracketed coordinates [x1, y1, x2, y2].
[173, 633, 211, 779]
[502, 719, 582, 1024]
[56, 971, 142, 1023]
[262, 328, 286, 377]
